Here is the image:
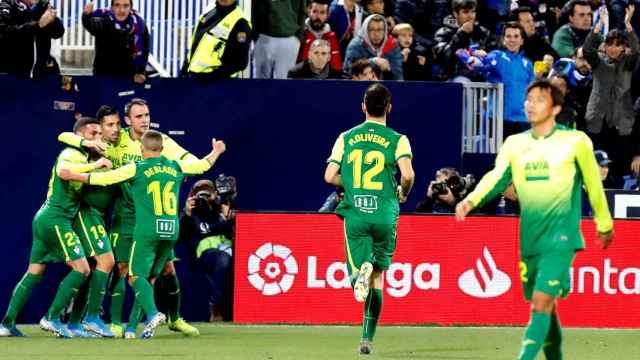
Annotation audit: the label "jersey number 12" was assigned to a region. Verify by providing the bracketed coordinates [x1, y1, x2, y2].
[347, 149, 384, 190]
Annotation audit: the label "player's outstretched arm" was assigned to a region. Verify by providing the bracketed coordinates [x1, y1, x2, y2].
[58, 132, 107, 154]
[59, 162, 135, 186]
[575, 132, 614, 249]
[177, 138, 226, 175]
[397, 157, 414, 203]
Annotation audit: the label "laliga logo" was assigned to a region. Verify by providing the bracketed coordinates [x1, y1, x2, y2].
[248, 243, 298, 296]
[458, 247, 511, 298]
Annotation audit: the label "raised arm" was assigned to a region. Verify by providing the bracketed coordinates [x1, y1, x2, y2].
[177, 139, 226, 175]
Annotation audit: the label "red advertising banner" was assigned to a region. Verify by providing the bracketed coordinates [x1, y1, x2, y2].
[234, 213, 640, 327]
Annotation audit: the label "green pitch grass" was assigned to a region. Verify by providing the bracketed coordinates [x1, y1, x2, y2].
[1, 324, 638, 360]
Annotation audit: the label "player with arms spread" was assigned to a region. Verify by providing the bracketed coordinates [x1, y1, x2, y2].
[324, 83, 415, 355]
[456, 79, 614, 360]
[60, 130, 226, 338]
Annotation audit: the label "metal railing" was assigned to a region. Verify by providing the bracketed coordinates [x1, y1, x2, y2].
[52, 0, 251, 77]
[462, 82, 504, 154]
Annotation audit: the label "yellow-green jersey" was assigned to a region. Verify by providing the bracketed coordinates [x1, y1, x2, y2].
[87, 155, 213, 241]
[466, 125, 613, 256]
[44, 147, 98, 218]
[328, 120, 412, 224]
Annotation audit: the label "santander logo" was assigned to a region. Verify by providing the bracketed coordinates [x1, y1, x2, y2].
[458, 247, 511, 298]
[248, 243, 298, 296]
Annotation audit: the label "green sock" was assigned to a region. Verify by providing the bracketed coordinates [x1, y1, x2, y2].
[543, 313, 563, 360]
[361, 288, 383, 341]
[68, 280, 89, 324]
[160, 273, 181, 322]
[126, 300, 143, 330]
[47, 270, 87, 320]
[2, 273, 42, 326]
[109, 274, 126, 325]
[518, 312, 552, 360]
[86, 270, 109, 318]
[131, 278, 158, 318]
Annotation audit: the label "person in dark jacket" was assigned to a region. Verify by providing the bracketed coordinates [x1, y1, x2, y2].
[392, 23, 432, 81]
[552, 0, 593, 58]
[288, 39, 344, 79]
[511, 6, 558, 63]
[583, 5, 639, 188]
[0, 0, 64, 78]
[82, 0, 150, 83]
[433, 0, 497, 82]
[182, 0, 251, 80]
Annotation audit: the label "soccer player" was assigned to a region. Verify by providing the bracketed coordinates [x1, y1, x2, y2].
[324, 83, 415, 355]
[66, 106, 122, 338]
[59, 130, 226, 338]
[0, 117, 112, 338]
[455, 79, 614, 360]
[59, 99, 200, 337]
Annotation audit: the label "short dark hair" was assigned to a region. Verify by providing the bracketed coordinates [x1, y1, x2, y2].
[141, 130, 164, 152]
[351, 59, 373, 77]
[503, 21, 525, 38]
[96, 105, 119, 122]
[124, 98, 148, 117]
[567, 0, 590, 17]
[605, 29, 627, 46]
[73, 116, 100, 133]
[549, 73, 570, 86]
[364, 83, 391, 117]
[509, 6, 533, 22]
[527, 79, 564, 107]
[452, 0, 477, 13]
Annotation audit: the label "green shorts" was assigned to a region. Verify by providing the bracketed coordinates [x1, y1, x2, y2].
[30, 207, 86, 264]
[520, 250, 576, 301]
[343, 217, 397, 280]
[128, 239, 176, 279]
[73, 206, 112, 257]
[110, 212, 135, 263]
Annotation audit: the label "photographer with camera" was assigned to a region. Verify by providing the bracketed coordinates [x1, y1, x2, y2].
[416, 167, 475, 213]
[0, 0, 64, 78]
[178, 175, 237, 322]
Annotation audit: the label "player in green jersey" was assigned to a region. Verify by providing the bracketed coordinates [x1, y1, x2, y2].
[456, 80, 615, 360]
[59, 130, 226, 338]
[59, 99, 200, 337]
[66, 106, 122, 338]
[0, 118, 112, 338]
[324, 84, 415, 355]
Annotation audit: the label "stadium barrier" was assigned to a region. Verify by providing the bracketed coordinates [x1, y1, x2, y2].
[462, 82, 504, 154]
[235, 213, 640, 328]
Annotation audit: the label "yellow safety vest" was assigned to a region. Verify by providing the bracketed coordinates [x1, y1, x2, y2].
[187, 6, 249, 77]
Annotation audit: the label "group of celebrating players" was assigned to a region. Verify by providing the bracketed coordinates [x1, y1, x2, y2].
[0, 98, 225, 339]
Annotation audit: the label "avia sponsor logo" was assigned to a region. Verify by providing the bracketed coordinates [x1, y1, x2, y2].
[306, 257, 441, 298]
[458, 247, 511, 298]
[570, 259, 640, 295]
[248, 243, 298, 296]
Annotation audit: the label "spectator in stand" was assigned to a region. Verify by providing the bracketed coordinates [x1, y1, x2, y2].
[481, 22, 535, 136]
[512, 6, 558, 62]
[552, 0, 593, 58]
[328, 0, 365, 59]
[181, 0, 251, 80]
[0, 0, 64, 78]
[594, 149, 612, 182]
[288, 39, 344, 79]
[350, 58, 379, 80]
[361, 0, 396, 31]
[252, 0, 306, 79]
[583, 5, 639, 188]
[433, 0, 497, 82]
[549, 73, 578, 128]
[392, 23, 432, 81]
[82, 1, 150, 83]
[298, 0, 342, 71]
[343, 14, 403, 80]
[394, 0, 451, 49]
[548, 46, 593, 129]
